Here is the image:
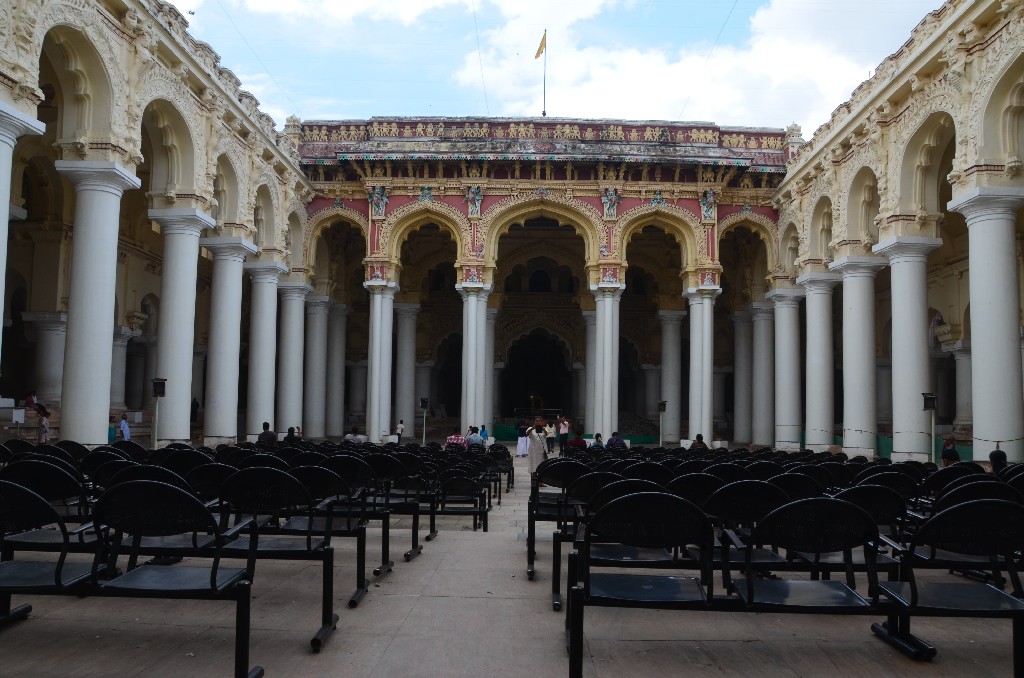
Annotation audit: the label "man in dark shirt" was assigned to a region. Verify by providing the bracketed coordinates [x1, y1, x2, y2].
[606, 432, 627, 450]
[257, 421, 277, 443]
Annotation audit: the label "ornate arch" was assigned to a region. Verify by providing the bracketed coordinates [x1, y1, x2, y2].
[617, 203, 701, 268]
[303, 207, 369, 270]
[717, 210, 780, 273]
[497, 317, 580, 366]
[480, 194, 601, 266]
[888, 83, 960, 213]
[378, 201, 469, 262]
[134, 75, 203, 192]
[843, 165, 881, 243]
[968, 15, 1024, 162]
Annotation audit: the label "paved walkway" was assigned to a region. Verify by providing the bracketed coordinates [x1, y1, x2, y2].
[2, 456, 1014, 676]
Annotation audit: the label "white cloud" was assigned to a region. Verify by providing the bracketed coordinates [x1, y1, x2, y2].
[455, 0, 943, 134]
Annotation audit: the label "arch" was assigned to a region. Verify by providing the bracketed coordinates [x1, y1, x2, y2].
[845, 166, 881, 244]
[618, 204, 701, 269]
[808, 197, 834, 261]
[500, 323, 576, 366]
[212, 154, 241, 226]
[140, 293, 160, 338]
[378, 201, 469, 263]
[305, 206, 370, 269]
[38, 22, 116, 144]
[480, 194, 600, 266]
[973, 43, 1024, 164]
[253, 184, 277, 249]
[717, 211, 780, 273]
[780, 223, 800, 279]
[286, 211, 304, 269]
[140, 98, 198, 199]
[897, 110, 956, 214]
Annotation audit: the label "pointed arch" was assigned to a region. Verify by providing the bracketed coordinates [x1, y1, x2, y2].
[140, 98, 197, 200]
[896, 110, 956, 214]
[845, 166, 881, 244]
[717, 211, 780, 273]
[618, 204, 701, 270]
[480, 194, 600, 267]
[304, 206, 369, 272]
[378, 201, 469, 263]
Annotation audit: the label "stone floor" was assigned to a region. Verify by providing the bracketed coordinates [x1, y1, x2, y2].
[1, 456, 1016, 677]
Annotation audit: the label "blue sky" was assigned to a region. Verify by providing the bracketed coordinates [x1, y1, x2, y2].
[169, 0, 943, 136]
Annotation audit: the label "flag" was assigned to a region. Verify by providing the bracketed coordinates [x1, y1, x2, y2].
[535, 31, 546, 59]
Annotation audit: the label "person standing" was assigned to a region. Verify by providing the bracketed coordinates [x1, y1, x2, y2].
[118, 413, 131, 441]
[544, 420, 556, 455]
[396, 419, 405, 444]
[941, 437, 960, 467]
[515, 419, 529, 458]
[190, 398, 200, 423]
[557, 415, 570, 455]
[480, 424, 489, 442]
[527, 417, 547, 474]
[37, 406, 50, 444]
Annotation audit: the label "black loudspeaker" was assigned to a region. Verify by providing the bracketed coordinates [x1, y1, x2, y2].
[419, 397, 429, 409]
[658, 401, 667, 413]
[152, 378, 167, 398]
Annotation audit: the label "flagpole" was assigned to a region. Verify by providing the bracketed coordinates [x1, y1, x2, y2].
[542, 29, 547, 117]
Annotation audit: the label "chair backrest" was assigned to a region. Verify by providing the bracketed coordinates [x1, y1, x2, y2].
[912, 499, 1024, 562]
[818, 461, 854, 488]
[665, 473, 726, 508]
[704, 480, 789, 525]
[786, 465, 834, 488]
[54, 440, 91, 462]
[289, 450, 328, 468]
[158, 449, 213, 476]
[0, 478, 64, 536]
[564, 472, 625, 505]
[34, 444, 78, 466]
[744, 460, 783, 481]
[185, 463, 239, 502]
[621, 461, 674, 484]
[938, 472, 1002, 496]
[235, 453, 290, 471]
[111, 464, 192, 492]
[855, 471, 918, 500]
[221, 467, 313, 515]
[767, 472, 824, 500]
[0, 459, 86, 506]
[5, 439, 35, 454]
[919, 463, 982, 495]
[91, 459, 138, 489]
[323, 454, 376, 489]
[932, 481, 1023, 512]
[834, 484, 907, 529]
[586, 479, 665, 514]
[704, 463, 750, 484]
[111, 439, 148, 459]
[535, 459, 591, 491]
[81, 450, 130, 478]
[93, 480, 218, 538]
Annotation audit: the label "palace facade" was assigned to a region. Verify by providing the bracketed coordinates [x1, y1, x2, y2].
[0, 0, 1021, 461]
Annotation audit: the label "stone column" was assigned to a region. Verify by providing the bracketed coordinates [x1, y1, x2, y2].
[699, 289, 718, 441]
[415, 360, 433, 425]
[457, 284, 489, 434]
[876, 359, 893, 427]
[874, 237, 942, 461]
[191, 346, 206, 406]
[302, 295, 331, 439]
[202, 238, 257, 443]
[483, 308, 497, 430]
[583, 311, 596, 434]
[22, 312, 67, 406]
[56, 161, 141, 444]
[732, 310, 753, 444]
[109, 326, 139, 410]
[685, 291, 703, 441]
[767, 288, 803, 450]
[365, 282, 396, 443]
[349, 361, 368, 418]
[798, 272, 840, 450]
[125, 343, 145, 410]
[244, 261, 287, 438]
[492, 363, 503, 426]
[949, 188, 1024, 460]
[325, 303, 348, 438]
[658, 310, 685, 442]
[277, 282, 312, 435]
[0, 105, 44, 375]
[949, 342, 972, 428]
[830, 257, 885, 457]
[575, 363, 587, 422]
[142, 338, 157, 408]
[713, 368, 727, 428]
[591, 285, 624, 437]
[751, 302, 775, 446]
[149, 209, 213, 442]
[394, 303, 419, 436]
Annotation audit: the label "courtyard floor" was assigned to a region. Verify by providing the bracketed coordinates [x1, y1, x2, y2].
[0, 455, 1015, 677]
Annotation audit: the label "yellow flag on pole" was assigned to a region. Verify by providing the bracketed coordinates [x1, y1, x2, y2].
[535, 31, 546, 59]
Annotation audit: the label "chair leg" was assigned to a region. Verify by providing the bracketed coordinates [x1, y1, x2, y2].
[870, 613, 937, 661]
[568, 586, 585, 678]
[311, 547, 338, 652]
[235, 580, 264, 678]
[373, 511, 394, 577]
[404, 507, 423, 561]
[0, 593, 31, 627]
[527, 499, 536, 579]
[552, 532, 563, 611]
[1014, 617, 1023, 677]
[348, 525, 370, 608]
[424, 496, 438, 542]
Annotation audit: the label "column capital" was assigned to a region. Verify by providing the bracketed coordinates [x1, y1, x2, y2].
[21, 311, 67, 331]
[456, 282, 491, 300]
[364, 280, 398, 296]
[394, 302, 421, 317]
[685, 286, 721, 303]
[732, 309, 752, 323]
[942, 338, 971, 356]
[55, 160, 141, 195]
[657, 309, 686, 325]
[305, 295, 332, 314]
[829, 255, 887, 277]
[750, 301, 775, 319]
[872, 236, 942, 263]
[279, 281, 313, 301]
[590, 282, 625, 300]
[201, 236, 258, 261]
[113, 325, 141, 345]
[765, 287, 803, 308]
[796, 271, 841, 293]
[948, 186, 1024, 221]
[148, 208, 215, 237]
[0, 103, 44, 146]
[245, 260, 288, 283]
[330, 302, 349, 318]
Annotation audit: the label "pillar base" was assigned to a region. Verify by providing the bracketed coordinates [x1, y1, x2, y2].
[805, 443, 833, 452]
[891, 452, 930, 463]
[203, 435, 237, 447]
[841, 446, 877, 459]
[776, 441, 801, 452]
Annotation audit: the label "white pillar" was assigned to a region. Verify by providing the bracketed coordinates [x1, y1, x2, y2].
[0, 105, 44, 379]
[394, 303, 419, 435]
[713, 368, 727, 424]
[365, 282, 396, 443]
[873, 237, 942, 461]
[325, 303, 348, 438]
[109, 326, 139, 410]
[191, 346, 206, 407]
[830, 257, 885, 456]
[415, 360, 433, 420]
[798, 272, 840, 450]
[492, 363, 503, 426]
[303, 296, 331, 438]
[949, 188, 1024, 460]
[575, 363, 587, 421]
[658, 310, 684, 441]
[685, 292, 702, 441]
[22, 312, 67, 406]
[483, 308, 497, 430]
[349, 361, 368, 418]
[732, 310, 753, 443]
[56, 161, 140, 444]
[277, 282, 311, 435]
[876, 359, 893, 426]
[244, 261, 287, 437]
[591, 285, 624, 436]
[202, 238, 257, 442]
[643, 364, 661, 421]
[583, 311, 597, 434]
[767, 288, 802, 450]
[700, 290, 717, 441]
[142, 338, 157, 408]
[949, 342, 972, 427]
[125, 342, 145, 410]
[457, 284, 489, 434]
[751, 302, 775, 446]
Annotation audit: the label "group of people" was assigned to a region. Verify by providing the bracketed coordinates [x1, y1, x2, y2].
[513, 415, 637, 474]
[445, 424, 489, 451]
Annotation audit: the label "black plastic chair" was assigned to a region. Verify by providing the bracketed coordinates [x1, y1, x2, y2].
[92, 480, 263, 678]
[767, 472, 823, 500]
[665, 473, 725, 507]
[527, 459, 591, 580]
